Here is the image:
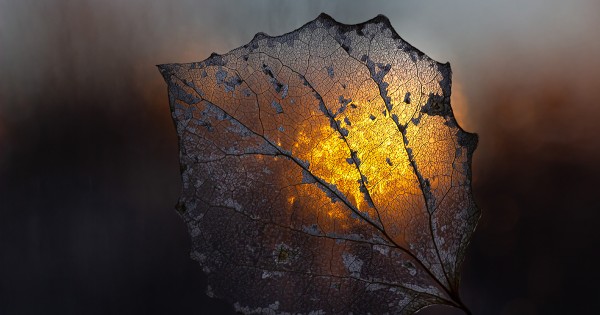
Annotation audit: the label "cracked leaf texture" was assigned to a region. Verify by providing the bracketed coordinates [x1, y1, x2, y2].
[159, 14, 479, 315]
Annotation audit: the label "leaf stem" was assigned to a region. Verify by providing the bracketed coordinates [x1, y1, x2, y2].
[454, 296, 472, 315]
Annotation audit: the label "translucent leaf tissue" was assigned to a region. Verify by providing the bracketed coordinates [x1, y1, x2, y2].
[159, 13, 479, 315]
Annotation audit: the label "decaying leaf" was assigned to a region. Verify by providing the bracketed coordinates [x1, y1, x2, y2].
[159, 13, 479, 315]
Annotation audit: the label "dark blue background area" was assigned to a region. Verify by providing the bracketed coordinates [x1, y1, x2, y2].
[0, 100, 234, 314]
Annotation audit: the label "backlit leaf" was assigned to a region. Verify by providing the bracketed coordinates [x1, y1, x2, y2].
[159, 13, 479, 315]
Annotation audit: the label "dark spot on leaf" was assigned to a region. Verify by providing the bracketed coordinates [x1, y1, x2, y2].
[175, 201, 187, 214]
[277, 248, 289, 262]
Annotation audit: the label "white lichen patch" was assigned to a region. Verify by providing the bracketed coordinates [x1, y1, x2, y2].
[373, 244, 390, 256]
[224, 198, 243, 211]
[342, 252, 364, 276]
[206, 285, 215, 298]
[262, 270, 284, 279]
[366, 283, 388, 291]
[302, 224, 320, 235]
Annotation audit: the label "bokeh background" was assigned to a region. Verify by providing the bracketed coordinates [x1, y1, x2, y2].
[1, 0, 599, 314]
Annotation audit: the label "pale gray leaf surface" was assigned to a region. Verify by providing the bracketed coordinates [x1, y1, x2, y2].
[159, 13, 479, 315]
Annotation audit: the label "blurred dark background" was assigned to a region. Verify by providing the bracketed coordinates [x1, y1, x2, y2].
[1, 1, 599, 314]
